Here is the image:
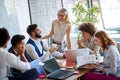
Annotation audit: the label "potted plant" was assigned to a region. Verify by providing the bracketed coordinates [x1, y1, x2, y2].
[72, 0, 100, 39]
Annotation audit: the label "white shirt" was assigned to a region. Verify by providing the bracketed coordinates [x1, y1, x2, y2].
[26, 38, 64, 60]
[0, 48, 30, 80]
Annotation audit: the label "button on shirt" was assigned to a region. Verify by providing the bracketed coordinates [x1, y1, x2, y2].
[0, 48, 30, 80]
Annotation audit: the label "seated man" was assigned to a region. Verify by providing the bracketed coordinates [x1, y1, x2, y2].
[26, 24, 64, 61]
[8, 34, 33, 62]
[8, 34, 38, 80]
[0, 27, 39, 80]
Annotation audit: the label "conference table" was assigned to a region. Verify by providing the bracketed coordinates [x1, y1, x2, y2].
[36, 68, 91, 80]
[36, 59, 94, 80]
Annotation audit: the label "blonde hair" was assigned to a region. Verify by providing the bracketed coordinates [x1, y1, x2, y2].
[58, 8, 70, 23]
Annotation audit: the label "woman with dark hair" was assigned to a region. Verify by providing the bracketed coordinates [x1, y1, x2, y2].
[84, 31, 120, 80]
[77, 22, 100, 59]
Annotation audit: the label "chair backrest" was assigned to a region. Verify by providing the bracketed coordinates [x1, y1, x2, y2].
[116, 42, 120, 53]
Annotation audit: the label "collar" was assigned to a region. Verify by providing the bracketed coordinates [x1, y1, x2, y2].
[30, 37, 41, 42]
[0, 47, 4, 50]
[13, 49, 17, 55]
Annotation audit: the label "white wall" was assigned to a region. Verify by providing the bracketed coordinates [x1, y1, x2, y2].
[0, 0, 80, 50]
[0, 0, 30, 49]
[15, 0, 30, 41]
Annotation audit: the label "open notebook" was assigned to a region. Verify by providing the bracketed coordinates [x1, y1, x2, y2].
[65, 48, 89, 68]
[40, 58, 74, 80]
[76, 55, 97, 68]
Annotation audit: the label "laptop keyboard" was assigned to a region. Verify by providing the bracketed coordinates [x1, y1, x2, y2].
[49, 70, 73, 79]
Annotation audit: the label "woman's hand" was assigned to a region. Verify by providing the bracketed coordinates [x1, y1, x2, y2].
[90, 63, 104, 73]
[77, 39, 86, 48]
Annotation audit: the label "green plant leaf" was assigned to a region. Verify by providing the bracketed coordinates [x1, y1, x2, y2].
[72, 0, 100, 26]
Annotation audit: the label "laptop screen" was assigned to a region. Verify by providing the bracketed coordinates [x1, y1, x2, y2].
[41, 58, 60, 75]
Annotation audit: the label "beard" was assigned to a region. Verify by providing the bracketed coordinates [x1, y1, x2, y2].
[35, 34, 41, 38]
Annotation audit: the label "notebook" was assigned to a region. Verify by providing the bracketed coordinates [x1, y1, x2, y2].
[30, 58, 44, 74]
[65, 48, 89, 68]
[40, 58, 74, 80]
[76, 55, 97, 68]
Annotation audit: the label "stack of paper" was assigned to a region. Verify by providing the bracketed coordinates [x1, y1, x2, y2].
[76, 55, 97, 68]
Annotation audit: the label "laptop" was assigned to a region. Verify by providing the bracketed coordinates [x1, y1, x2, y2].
[40, 58, 74, 80]
[30, 58, 44, 74]
[65, 48, 89, 68]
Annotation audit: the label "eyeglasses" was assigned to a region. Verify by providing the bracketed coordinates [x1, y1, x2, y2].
[58, 14, 64, 17]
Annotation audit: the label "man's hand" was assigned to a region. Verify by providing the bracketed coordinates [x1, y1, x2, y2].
[49, 47, 58, 53]
[17, 47, 25, 55]
[15, 44, 25, 56]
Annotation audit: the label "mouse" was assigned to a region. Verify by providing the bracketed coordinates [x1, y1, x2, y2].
[38, 73, 46, 79]
[74, 70, 79, 74]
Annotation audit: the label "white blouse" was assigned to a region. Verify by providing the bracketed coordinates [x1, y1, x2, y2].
[52, 20, 70, 42]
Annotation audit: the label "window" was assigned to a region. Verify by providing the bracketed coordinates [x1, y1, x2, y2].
[99, 0, 120, 31]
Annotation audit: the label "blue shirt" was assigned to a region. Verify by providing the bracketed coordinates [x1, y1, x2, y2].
[103, 45, 120, 77]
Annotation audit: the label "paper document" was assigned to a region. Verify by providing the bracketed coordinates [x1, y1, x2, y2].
[76, 55, 97, 68]
[65, 48, 89, 63]
[30, 58, 44, 74]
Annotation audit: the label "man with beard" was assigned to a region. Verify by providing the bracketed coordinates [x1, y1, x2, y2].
[26, 24, 64, 61]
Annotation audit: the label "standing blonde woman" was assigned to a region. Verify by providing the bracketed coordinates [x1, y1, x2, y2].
[42, 8, 71, 53]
